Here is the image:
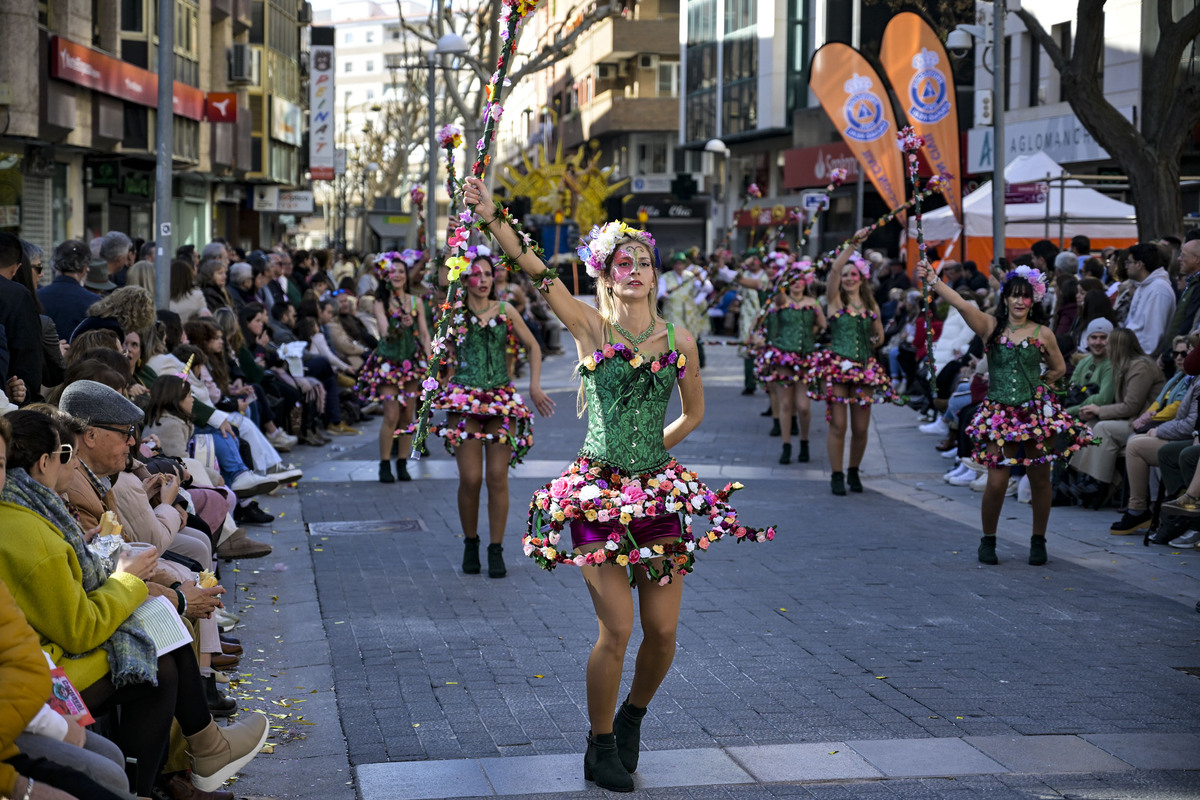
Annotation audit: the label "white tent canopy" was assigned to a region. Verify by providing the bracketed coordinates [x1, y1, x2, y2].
[914, 151, 1138, 242]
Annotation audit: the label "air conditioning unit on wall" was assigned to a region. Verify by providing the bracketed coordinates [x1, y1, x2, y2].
[228, 43, 260, 85]
[637, 54, 658, 70]
[596, 63, 616, 80]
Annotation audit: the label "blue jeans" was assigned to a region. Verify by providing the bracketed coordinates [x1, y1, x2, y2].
[196, 424, 250, 484]
[943, 381, 972, 423]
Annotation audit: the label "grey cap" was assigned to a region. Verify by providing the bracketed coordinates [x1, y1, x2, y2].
[60, 380, 145, 426]
[1085, 317, 1114, 338]
[85, 259, 117, 291]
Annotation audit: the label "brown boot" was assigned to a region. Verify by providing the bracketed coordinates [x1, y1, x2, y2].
[165, 772, 234, 800]
[216, 529, 272, 560]
[186, 716, 269, 792]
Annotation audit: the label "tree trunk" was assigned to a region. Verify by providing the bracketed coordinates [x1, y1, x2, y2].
[1126, 152, 1183, 240]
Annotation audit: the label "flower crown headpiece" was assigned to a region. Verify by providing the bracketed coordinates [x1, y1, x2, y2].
[790, 259, 816, 285]
[1004, 264, 1048, 301]
[576, 221, 656, 278]
[373, 251, 406, 280]
[465, 244, 493, 263]
[847, 254, 870, 279]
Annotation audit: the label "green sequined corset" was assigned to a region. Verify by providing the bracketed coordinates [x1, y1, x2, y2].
[986, 339, 1044, 405]
[455, 308, 511, 389]
[377, 295, 419, 363]
[829, 310, 875, 363]
[767, 306, 817, 354]
[578, 326, 678, 473]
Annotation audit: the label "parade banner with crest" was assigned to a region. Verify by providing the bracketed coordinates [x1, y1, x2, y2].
[880, 12, 963, 228]
[808, 43, 908, 214]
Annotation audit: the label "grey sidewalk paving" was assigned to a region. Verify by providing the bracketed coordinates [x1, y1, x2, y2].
[221, 338, 1200, 800]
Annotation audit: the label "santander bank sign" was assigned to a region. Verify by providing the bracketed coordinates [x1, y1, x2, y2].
[50, 36, 204, 121]
[783, 142, 861, 190]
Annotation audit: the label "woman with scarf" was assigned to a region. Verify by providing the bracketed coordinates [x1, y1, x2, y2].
[0, 410, 268, 797]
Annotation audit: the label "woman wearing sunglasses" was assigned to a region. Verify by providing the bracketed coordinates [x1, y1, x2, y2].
[427, 251, 555, 578]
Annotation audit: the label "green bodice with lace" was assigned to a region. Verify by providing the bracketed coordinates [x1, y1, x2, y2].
[578, 324, 678, 473]
[767, 306, 817, 354]
[829, 310, 875, 363]
[377, 294, 419, 363]
[987, 336, 1045, 406]
[455, 303, 511, 389]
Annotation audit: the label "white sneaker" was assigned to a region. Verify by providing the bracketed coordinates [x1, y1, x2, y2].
[267, 428, 298, 451]
[941, 446, 959, 458]
[266, 463, 304, 483]
[969, 471, 988, 491]
[1017, 475, 1032, 504]
[1168, 530, 1200, 548]
[919, 417, 949, 436]
[949, 469, 977, 487]
[230, 471, 280, 498]
[944, 464, 966, 482]
[1005, 477, 1019, 497]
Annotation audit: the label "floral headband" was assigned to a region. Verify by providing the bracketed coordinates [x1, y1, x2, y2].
[374, 251, 407, 280]
[1004, 264, 1048, 301]
[845, 254, 870, 279]
[790, 259, 816, 285]
[576, 221, 656, 278]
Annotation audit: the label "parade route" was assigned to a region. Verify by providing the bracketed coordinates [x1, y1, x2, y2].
[226, 339, 1200, 799]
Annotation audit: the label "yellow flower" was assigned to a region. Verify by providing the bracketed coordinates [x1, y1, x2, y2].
[619, 512, 632, 524]
[652, 544, 665, 555]
[542, 547, 557, 559]
[680, 472, 692, 481]
[630, 354, 644, 368]
[582, 355, 597, 371]
[616, 554, 629, 566]
[646, 478, 659, 488]
[585, 509, 598, 521]
[731, 481, 744, 490]
[552, 511, 566, 522]
[707, 531, 718, 542]
[677, 355, 687, 368]
[445, 256, 469, 281]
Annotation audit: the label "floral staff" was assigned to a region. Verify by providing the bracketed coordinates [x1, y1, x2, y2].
[439, 124, 463, 229]
[411, 185, 427, 253]
[408, 0, 541, 457]
[898, 126, 937, 383]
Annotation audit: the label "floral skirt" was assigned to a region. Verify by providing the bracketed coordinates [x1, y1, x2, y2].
[428, 383, 533, 467]
[525, 456, 775, 584]
[755, 346, 818, 386]
[355, 352, 426, 405]
[966, 387, 1096, 467]
[808, 351, 895, 416]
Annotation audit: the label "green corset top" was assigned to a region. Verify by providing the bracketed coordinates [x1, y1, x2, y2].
[986, 339, 1044, 405]
[767, 306, 816, 354]
[829, 310, 875, 363]
[455, 307, 511, 389]
[578, 324, 678, 473]
[377, 296, 419, 363]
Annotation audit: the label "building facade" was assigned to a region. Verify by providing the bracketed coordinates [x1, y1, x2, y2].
[0, 0, 312, 255]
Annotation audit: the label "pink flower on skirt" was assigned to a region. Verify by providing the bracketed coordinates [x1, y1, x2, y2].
[549, 477, 572, 500]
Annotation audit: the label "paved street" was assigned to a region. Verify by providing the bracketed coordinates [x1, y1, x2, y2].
[220, 337, 1200, 800]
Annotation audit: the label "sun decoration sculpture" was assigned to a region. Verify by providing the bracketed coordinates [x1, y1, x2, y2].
[495, 139, 629, 234]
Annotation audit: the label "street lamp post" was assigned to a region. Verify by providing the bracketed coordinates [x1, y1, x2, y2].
[360, 161, 380, 250]
[704, 138, 730, 251]
[425, 32, 469, 261]
[951, 2, 1007, 265]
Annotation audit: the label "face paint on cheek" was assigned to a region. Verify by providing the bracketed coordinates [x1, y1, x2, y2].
[466, 270, 484, 288]
[611, 263, 635, 283]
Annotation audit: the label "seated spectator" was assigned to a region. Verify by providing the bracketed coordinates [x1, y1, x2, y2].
[1073, 287, 1117, 352]
[1123, 242, 1175, 357]
[1066, 329, 1165, 505]
[0, 399, 268, 797]
[295, 315, 356, 381]
[196, 260, 233, 314]
[38, 239, 100, 344]
[335, 291, 377, 350]
[356, 295, 380, 340]
[1064, 319, 1115, 417]
[168, 259, 208, 322]
[324, 296, 369, 370]
[211, 307, 300, 451]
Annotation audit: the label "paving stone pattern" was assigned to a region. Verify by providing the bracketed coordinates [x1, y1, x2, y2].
[298, 343, 1200, 783]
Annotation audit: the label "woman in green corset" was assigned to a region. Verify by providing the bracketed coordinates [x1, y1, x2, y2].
[463, 176, 774, 793]
[354, 253, 431, 483]
[917, 262, 1092, 566]
[815, 245, 894, 495]
[753, 259, 825, 464]
[429, 252, 555, 578]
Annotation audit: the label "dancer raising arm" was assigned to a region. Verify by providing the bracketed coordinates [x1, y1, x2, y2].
[428, 251, 555, 578]
[916, 262, 1093, 565]
[462, 176, 774, 793]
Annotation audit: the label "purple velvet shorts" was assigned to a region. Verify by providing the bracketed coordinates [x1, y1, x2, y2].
[570, 513, 682, 552]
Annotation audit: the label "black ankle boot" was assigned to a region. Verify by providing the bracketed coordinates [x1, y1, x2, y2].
[584, 732, 634, 792]
[847, 467, 863, 493]
[378, 460, 395, 484]
[395, 458, 412, 481]
[831, 471, 846, 495]
[790, 417, 799, 436]
[613, 699, 647, 773]
[978, 535, 999, 565]
[769, 419, 781, 436]
[462, 537, 481, 574]
[203, 674, 237, 717]
[779, 443, 791, 464]
[1029, 535, 1048, 566]
[487, 543, 506, 578]
[797, 440, 810, 462]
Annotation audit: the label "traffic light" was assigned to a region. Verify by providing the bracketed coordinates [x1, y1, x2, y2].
[670, 173, 697, 200]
